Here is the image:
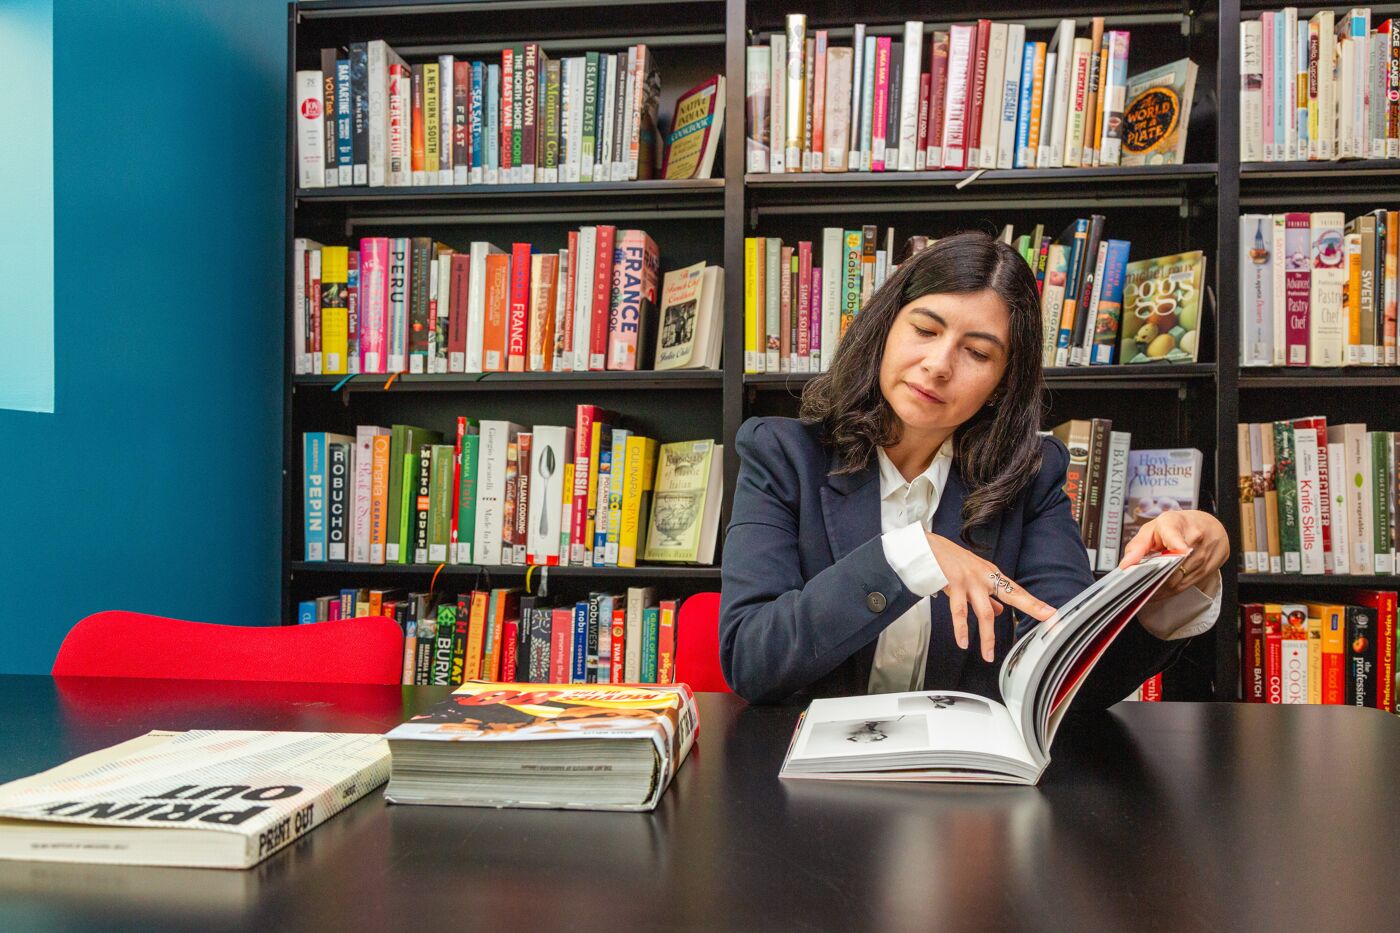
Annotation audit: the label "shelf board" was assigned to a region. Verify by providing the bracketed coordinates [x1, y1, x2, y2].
[1238, 368, 1400, 388]
[1238, 573, 1400, 588]
[296, 178, 724, 203]
[747, 163, 1217, 188]
[295, 370, 723, 393]
[1240, 159, 1400, 180]
[744, 363, 1216, 391]
[289, 561, 721, 580]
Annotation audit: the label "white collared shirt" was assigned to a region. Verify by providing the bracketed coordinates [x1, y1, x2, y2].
[869, 442, 1221, 695]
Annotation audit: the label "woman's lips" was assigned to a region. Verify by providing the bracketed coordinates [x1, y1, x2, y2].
[907, 382, 946, 404]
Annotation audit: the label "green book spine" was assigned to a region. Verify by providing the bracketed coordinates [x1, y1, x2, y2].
[428, 443, 454, 563]
[1373, 432, 1394, 573]
[385, 425, 407, 562]
[641, 606, 660, 682]
[457, 433, 480, 564]
[581, 51, 599, 180]
[1274, 421, 1301, 573]
[398, 451, 417, 563]
[433, 603, 456, 685]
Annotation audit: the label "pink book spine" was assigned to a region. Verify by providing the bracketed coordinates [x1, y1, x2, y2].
[561, 229, 579, 368]
[872, 37, 892, 170]
[1261, 12, 1275, 161]
[360, 237, 389, 374]
[1284, 212, 1311, 365]
[607, 230, 654, 370]
[569, 405, 602, 564]
[941, 26, 974, 169]
[915, 71, 931, 166]
[810, 267, 822, 363]
[797, 240, 812, 362]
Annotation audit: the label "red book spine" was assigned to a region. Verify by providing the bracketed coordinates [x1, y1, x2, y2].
[501, 618, 519, 681]
[507, 242, 532, 371]
[940, 25, 974, 169]
[608, 608, 626, 683]
[1242, 603, 1266, 702]
[915, 71, 931, 164]
[927, 32, 950, 156]
[1284, 212, 1311, 365]
[1351, 590, 1398, 712]
[871, 37, 891, 171]
[797, 240, 812, 362]
[561, 230, 579, 366]
[966, 19, 991, 155]
[411, 65, 426, 175]
[549, 608, 573, 683]
[1265, 606, 1283, 704]
[454, 60, 471, 173]
[447, 252, 470, 372]
[657, 599, 677, 684]
[1139, 673, 1163, 701]
[589, 225, 617, 370]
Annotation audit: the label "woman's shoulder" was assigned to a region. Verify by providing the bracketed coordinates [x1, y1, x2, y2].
[735, 415, 826, 458]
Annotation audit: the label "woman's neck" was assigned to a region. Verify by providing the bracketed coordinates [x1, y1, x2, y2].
[882, 428, 955, 482]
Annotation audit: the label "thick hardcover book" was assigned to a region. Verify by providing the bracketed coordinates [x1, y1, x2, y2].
[782, 554, 1186, 784]
[0, 731, 390, 869]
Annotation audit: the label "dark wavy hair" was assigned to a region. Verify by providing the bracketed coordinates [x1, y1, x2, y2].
[799, 231, 1046, 545]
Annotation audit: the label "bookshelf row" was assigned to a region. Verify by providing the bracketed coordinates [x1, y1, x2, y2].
[285, 0, 1400, 703]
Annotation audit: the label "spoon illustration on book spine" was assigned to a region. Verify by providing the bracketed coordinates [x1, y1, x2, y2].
[537, 445, 557, 539]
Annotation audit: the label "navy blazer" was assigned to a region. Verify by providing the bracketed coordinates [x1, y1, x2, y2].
[719, 416, 1187, 706]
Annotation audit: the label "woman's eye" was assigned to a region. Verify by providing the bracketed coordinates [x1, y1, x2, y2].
[912, 326, 935, 337]
[967, 348, 990, 362]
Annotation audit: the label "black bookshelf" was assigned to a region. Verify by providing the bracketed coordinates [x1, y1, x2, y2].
[284, 0, 1400, 702]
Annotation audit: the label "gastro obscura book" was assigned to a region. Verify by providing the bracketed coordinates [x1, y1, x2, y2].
[780, 552, 1186, 785]
[0, 731, 390, 868]
[384, 682, 698, 811]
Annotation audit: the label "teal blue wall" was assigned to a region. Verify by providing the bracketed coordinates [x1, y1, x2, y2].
[0, 0, 289, 672]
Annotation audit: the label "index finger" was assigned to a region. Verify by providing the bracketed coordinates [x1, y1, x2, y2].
[995, 576, 1056, 622]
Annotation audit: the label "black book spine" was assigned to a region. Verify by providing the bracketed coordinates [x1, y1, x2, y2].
[1069, 214, 1107, 357]
[327, 441, 350, 561]
[586, 592, 602, 683]
[350, 42, 369, 184]
[410, 237, 432, 367]
[450, 594, 470, 685]
[528, 607, 552, 682]
[1081, 418, 1110, 557]
[515, 596, 538, 681]
[321, 48, 338, 185]
[886, 44, 902, 164]
[1346, 604, 1378, 707]
[413, 443, 433, 563]
[433, 603, 456, 686]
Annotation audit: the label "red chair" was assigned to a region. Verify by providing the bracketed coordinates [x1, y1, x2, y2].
[53, 611, 405, 685]
[674, 592, 732, 694]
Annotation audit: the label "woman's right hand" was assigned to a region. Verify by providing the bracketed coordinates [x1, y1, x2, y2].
[925, 532, 1056, 662]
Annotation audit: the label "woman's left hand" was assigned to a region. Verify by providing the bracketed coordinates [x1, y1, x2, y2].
[1117, 509, 1230, 599]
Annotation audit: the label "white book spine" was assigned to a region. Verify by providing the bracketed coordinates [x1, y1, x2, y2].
[296, 71, 326, 189]
[1063, 38, 1091, 168]
[848, 24, 865, 170]
[1240, 23, 1264, 162]
[1325, 440, 1351, 576]
[823, 46, 853, 171]
[1345, 426, 1374, 574]
[1035, 52, 1059, 168]
[820, 228, 843, 372]
[747, 47, 772, 173]
[1239, 215, 1274, 365]
[996, 25, 1025, 171]
[352, 427, 376, 563]
[770, 34, 787, 173]
[1280, 632, 1308, 704]
[1283, 8, 1298, 161]
[1309, 211, 1347, 367]
[367, 42, 388, 186]
[1316, 13, 1335, 160]
[1294, 427, 1324, 574]
[978, 22, 1008, 169]
[858, 35, 877, 171]
[572, 227, 596, 372]
[1271, 216, 1287, 365]
[1097, 431, 1132, 571]
[896, 21, 924, 171]
[465, 242, 490, 372]
[1047, 20, 1075, 167]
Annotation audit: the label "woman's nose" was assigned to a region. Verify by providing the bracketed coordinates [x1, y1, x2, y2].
[920, 342, 954, 378]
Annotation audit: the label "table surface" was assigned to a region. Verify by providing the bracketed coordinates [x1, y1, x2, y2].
[0, 675, 1397, 932]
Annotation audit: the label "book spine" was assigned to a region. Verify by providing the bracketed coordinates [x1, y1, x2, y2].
[507, 242, 531, 371]
[589, 226, 616, 369]
[1274, 421, 1301, 573]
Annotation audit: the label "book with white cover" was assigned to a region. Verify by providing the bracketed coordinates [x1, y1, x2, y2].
[978, 22, 1008, 168]
[1045, 19, 1076, 166]
[474, 420, 525, 566]
[896, 20, 924, 171]
[296, 71, 326, 189]
[995, 25, 1026, 170]
[0, 731, 389, 869]
[527, 425, 574, 565]
[780, 553, 1186, 785]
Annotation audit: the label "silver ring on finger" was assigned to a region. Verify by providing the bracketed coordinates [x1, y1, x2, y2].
[987, 570, 1015, 594]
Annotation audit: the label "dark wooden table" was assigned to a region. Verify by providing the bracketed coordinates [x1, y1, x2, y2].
[0, 674, 1397, 932]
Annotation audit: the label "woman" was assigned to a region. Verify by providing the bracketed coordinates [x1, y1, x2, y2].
[720, 232, 1227, 706]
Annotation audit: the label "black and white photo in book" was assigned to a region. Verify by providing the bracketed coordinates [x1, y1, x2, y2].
[780, 552, 1187, 785]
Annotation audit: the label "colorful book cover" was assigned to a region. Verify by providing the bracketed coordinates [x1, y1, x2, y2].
[1121, 448, 1203, 543]
[1117, 251, 1206, 364]
[1089, 239, 1131, 364]
[1120, 58, 1197, 165]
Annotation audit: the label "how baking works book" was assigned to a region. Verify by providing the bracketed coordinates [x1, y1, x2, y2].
[384, 682, 698, 811]
[0, 731, 390, 869]
[780, 552, 1186, 785]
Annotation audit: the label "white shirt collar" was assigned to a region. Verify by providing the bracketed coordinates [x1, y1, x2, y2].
[876, 437, 955, 500]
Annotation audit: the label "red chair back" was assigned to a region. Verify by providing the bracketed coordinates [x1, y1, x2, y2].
[674, 592, 731, 693]
[53, 611, 404, 685]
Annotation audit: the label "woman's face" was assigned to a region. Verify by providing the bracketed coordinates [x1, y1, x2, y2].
[879, 289, 1011, 442]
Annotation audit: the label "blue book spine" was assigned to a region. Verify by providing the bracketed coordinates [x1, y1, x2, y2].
[1089, 239, 1132, 365]
[340, 587, 359, 617]
[1013, 42, 1037, 168]
[303, 433, 327, 561]
[592, 443, 613, 563]
[349, 42, 369, 184]
[486, 64, 501, 174]
[469, 62, 484, 175]
[641, 607, 660, 682]
[1273, 17, 1286, 156]
[335, 59, 353, 179]
[297, 601, 317, 625]
[571, 602, 589, 683]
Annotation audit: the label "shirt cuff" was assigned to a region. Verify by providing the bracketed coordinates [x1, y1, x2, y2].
[880, 522, 948, 598]
[1136, 569, 1222, 641]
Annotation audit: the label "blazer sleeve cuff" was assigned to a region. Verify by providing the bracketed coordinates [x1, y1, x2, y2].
[1136, 569, 1222, 641]
[880, 522, 948, 598]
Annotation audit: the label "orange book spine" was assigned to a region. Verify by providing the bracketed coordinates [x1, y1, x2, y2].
[465, 590, 489, 680]
[369, 434, 392, 564]
[656, 599, 677, 684]
[482, 251, 511, 371]
[608, 607, 626, 683]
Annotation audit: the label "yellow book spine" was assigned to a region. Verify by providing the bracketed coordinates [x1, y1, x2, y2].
[584, 421, 603, 564]
[745, 237, 761, 373]
[1347, 233, 1362, 352]
[424, 63, 440, 171]
[559, 462, 574, 565]
[465, 591, 488, 680]
[1306, 614, 1322, 705]
[1025, 43, 1047, 161]
[618, 436, 657, 568]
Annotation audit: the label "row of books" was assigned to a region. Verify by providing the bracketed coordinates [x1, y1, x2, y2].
[298, 586, 687, 688]
[293, 231, 723, 376]
[294, 39, 725, 187]
[1239, 210, 1399, 367]
[1048, 419, 1203, 573]
[1239, 593, 1397, 710]
[302, 411, 724, 569]
[1235, 420, 1398, 576]
[745, 15, 1196, 174]
[740, 221, 1206, 374]
[1240, 8, 1400, 163]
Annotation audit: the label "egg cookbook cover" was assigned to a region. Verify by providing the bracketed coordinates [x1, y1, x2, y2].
[1118, 250, 1206, 364]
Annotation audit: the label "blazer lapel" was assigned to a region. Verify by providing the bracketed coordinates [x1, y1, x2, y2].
[818, 450, 881, 694]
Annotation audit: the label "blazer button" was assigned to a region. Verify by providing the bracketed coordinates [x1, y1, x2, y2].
[866, 592, 887, 613]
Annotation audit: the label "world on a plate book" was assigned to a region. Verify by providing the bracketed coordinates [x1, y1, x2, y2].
[779, 552, 1186, 785]
[384, 682, 698, 811]
[0, 731, 390, 869]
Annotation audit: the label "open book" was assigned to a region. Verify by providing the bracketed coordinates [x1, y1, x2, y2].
[0, 731, 390, 868]
[780, 552, 1187, 785]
